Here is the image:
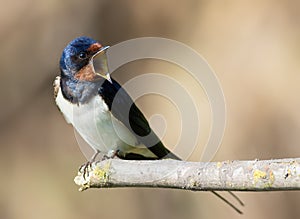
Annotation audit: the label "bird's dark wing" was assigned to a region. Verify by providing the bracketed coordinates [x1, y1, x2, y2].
[98, 78, 179, 160]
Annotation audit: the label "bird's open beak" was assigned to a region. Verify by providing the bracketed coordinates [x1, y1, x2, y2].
[91, 44, 112, 83]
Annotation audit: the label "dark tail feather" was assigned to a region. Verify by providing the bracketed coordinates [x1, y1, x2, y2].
[164, 151, 181, 160]
[211, 191, 243, 214]
[228, 191, 245, 206]
[121, 141, 244, 214]
[165, 153, 244, 214]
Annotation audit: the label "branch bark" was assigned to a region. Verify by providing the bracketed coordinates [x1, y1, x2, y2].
[74, 158, 300, 192]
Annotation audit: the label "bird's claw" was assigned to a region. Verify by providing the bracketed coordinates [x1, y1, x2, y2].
[78, 150, 117, 179]
[79, 151, 100, 179]
[79, 161, 93, 180]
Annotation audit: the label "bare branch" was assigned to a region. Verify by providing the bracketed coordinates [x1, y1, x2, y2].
[74, 158, 300, 192]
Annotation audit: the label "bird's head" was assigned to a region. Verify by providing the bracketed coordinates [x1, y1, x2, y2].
[60, 36, 110, 81]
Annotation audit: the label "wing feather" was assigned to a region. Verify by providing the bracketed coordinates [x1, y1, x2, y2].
[98, 78, 179, 159]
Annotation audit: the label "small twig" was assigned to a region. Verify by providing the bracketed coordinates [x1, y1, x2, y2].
[74, 158, 300, 192]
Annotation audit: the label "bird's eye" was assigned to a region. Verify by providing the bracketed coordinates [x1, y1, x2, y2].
[78, 52, 87, 59]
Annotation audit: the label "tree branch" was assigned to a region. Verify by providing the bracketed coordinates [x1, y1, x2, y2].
[74, 158, 300, 192]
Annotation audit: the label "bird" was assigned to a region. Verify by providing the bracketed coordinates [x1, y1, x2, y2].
[54, 36, 244, 213]
[54, 36, 180, 162]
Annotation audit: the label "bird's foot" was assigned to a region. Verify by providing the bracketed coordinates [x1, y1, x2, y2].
[101, 150, 118, 161]
[79, 161, 93, 180]
[79, 150, 101, 179]
[78, 150, 120, 179]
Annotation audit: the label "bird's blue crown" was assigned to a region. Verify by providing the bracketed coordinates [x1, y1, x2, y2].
[60, 36, 98, 74]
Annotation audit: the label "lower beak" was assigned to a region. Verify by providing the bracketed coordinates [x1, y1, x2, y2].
[104, 72, 112, 83]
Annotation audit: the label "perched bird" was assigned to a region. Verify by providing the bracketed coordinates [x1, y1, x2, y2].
[54, 36, 180, 162]
[54, 36, 243, 214]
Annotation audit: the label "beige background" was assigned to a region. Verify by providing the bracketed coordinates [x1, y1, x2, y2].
[1, 0, 299, 218]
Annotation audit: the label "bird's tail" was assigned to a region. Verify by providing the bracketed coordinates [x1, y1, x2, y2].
[164, 151, 181, 160]
[121, 141, 244, 214]
[166, 151, 244, 214]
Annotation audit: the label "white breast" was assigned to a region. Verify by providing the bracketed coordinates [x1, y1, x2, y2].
[54, 76, 157, 158]
[55, 84, 139, 154]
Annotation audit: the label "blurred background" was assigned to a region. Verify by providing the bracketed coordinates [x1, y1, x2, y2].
[1, 0, 300, 218]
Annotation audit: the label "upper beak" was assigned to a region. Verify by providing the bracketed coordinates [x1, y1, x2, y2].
[94, 45, 110, 57]
[87, 42, 110, 56]
[90, 44, 110, 57]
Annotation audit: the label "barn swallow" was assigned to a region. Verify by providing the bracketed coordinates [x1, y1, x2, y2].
[54, 36, 243, 214]
[54, 36, 179, 163]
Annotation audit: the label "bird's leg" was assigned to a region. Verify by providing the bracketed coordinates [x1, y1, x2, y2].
[79, 149, 101, 179]
[101, 149, 119, 160]
[90, 150, 101, 163]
